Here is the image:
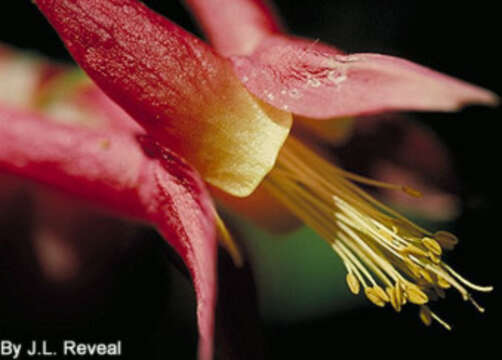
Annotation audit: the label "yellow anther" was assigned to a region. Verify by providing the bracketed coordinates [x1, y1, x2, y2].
[377, 228, 393, 242]
[365, 287, 386, 307]
[402, 185, 422, 198]
[422, 237, 442, 256]
[434, 231, 458, 250]
[403, 258, 423, 279]
[419, 269, 434, 284]
[215, 212, 243, 267]
[346, 272, 360, 295]
[394, 283, 403, 307]
[385, 286, 394, 301]
[402, 244, 429, 258]
[386, 286, 401, 312]
[374, 286, 390, 302]
[437, 276, 451, 289]
[405, 284, 429, 305]
[419, 306, 432, 327]
[428, 253, 441, 264]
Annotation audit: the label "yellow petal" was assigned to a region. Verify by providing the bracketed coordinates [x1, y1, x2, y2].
[185, 85, 292, 197]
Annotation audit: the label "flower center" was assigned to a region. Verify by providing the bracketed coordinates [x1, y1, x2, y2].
[264, 136, 492, 329]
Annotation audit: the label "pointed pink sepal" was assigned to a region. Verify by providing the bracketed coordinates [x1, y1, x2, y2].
[231, 35, 499, 118]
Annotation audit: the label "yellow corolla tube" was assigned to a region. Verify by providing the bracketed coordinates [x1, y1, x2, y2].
[169, 80, 292, 197]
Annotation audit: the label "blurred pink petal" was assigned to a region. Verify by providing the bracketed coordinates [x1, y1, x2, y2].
[374, 161, 460, 221]
[31, 190, 139, 283]
[0, 105, 217, 360]
[186, 0, 282, 56]
[231, 35, 498, 119]
[337, 115, 460, 220]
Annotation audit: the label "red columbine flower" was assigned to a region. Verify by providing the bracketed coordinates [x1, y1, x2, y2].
[1, 0, 496, 358]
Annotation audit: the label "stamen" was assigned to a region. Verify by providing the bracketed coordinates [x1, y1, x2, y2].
[422, 237, 443, 256]
[402, 186, 423, 198]
[323, 164, 422, 198]
[434, 231, 459, 250]
[214, 211, 243, 267]
[419, 306, 432, 326]
[404, 284, 429, 305]
[264, 135, 492, 330]
[338, 232, 393, 287]
[437, 276, 451, 289]
[468, 296, 486, 313]
[430, 311, 452, 331]
[365, 287, 386, 307]
[336, 241, 379, 287]
[394, 282, 404, 309]
[443, 263, 493, 292]
[346, 272, 361, 295]
[387, 286, 400, 312]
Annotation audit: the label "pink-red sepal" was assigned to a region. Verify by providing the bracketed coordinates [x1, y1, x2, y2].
[231, 35, 499, 118]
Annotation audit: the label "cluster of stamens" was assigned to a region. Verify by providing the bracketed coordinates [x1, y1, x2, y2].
[265, 136, 492, 329]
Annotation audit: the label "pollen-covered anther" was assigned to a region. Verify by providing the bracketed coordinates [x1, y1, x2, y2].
[365, 287, 387, 307]
[401, 244, 429, 258]
[405, 284, 429, 305]
[394, 283, 404, 309]
[346, 272, 361, 295]
[437, 276, 451, 289]
[386, 286, 401, 312]
[419, 306, 433, 326]
[265, 135, 493, 330]
[422, 237, 442, 256]
[401, 185, 422, 198]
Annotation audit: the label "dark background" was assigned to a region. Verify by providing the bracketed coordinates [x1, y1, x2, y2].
[1, 1, 500, 359]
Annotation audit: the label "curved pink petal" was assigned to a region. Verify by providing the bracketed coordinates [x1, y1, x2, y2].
[0, 105, 216, 360]
[231, 35, 499, 118]
[185, 0, 282, 56]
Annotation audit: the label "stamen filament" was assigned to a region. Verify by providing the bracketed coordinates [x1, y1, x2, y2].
[338, 232, 394, 287]
[431, 311, 452, 331]
[264, 135, 492, 329]
[443, 263, 493, 292]
[337, 241, 378, 287]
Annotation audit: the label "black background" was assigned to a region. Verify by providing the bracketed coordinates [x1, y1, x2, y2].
[1, 1, 500, 359]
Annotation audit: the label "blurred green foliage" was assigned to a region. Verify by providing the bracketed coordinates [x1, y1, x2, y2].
[232, 218, 364, 323]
